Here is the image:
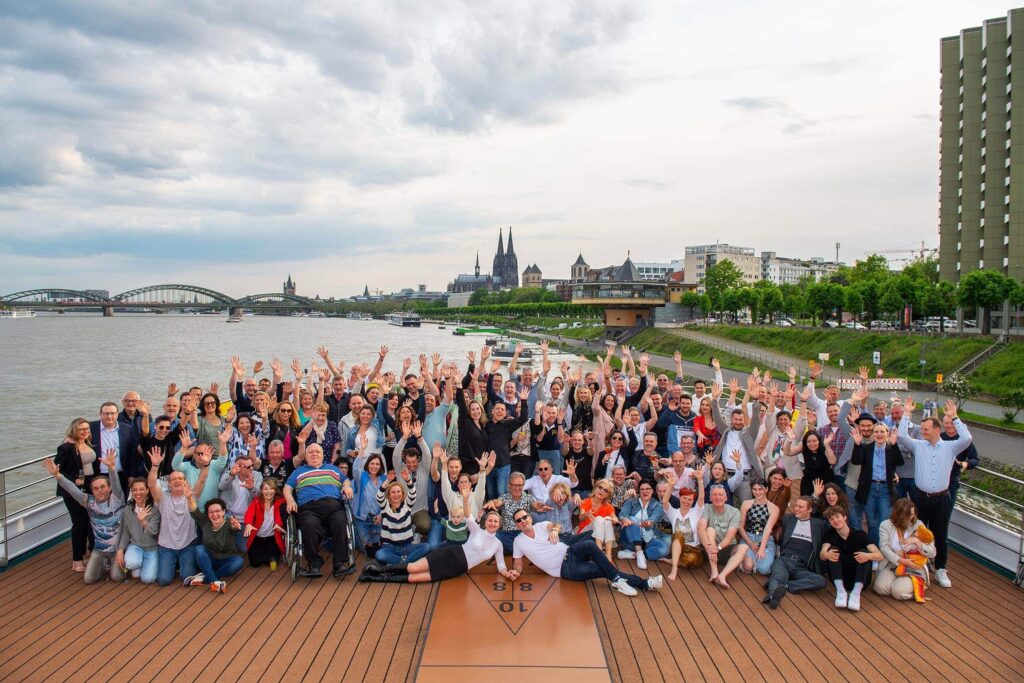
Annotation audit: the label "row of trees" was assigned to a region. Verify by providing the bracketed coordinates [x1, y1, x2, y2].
[694, 255, 1024, 334]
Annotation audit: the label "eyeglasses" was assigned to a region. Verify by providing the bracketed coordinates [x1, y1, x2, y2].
[537, 467, 550, 472]
[513, 516, 528, 523]
[203, 400, 216, 406]
[156, 426, 171, 431]
[279, 409, 293, 414]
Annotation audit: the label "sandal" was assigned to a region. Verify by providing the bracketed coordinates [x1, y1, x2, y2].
[72, 561, 86, 572]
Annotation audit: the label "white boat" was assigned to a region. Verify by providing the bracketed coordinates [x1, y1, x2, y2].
[308, 311, 326, 318]
[0, 309, 36, 319]
[386, 311, 421, 327]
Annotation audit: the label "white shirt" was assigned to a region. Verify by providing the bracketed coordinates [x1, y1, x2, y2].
[723, 430, 749, 472]
[792, 519, 813, 544]
[664, 467, 697, 495]
[665, 504, 704, 546]
[512, 521, 567, 578]
[602, 450, 626, 480]
[523, 474, 575, 503]
[461, 518, 506, 572]
[99, 424, 121, 473]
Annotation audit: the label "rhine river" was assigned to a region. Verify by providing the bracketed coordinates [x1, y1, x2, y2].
[1, 314, 581, 477]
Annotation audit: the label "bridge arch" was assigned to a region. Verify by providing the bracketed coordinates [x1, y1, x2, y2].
[1, 288, 112, 304]
[111, 284, 237, 305]
[235, 293, 315, 306]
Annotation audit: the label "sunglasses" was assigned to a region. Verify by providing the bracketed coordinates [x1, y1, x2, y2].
[203, 401, 216, 406]
[279, 409, 293, 413]
[156, 425, 171, 431]
[513, 516, 528, 523]
[537, 467, 550, 472]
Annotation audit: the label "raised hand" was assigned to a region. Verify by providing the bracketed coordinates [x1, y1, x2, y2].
[231, 356, 245, 375]
[253, 360, 264, 375]
[401, 468, 412, 482]
[731, 449, 742, 466]
[565, 458, 577, 476]
[432, 352, 442, 367]
[433, 442, 446, 462]
[943, 399, 958, 419]
[102, 448, 118, 472]
[812, 478, 825, 498]
[518, 386, 530, 401]
[315, 346, 330, 362]
[136, 505, 152, 524]
[219, 425, 235, 444]
[858, 365, 869, 382]
[809, 361, 822, 380]
[290, 359, 302, 378]
[168, 382, 179, 397]
[271, 357, 283, 376]
[42, 458, 59, 477]
[208, 381, 219, 396]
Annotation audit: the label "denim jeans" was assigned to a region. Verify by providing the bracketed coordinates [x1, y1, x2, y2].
[560, 539, 646, 591]
[864, 482, 892, 546]
[194, 546, 244, 582]
[376, 540, 430, 565]
[538, 449, 563, 477]
[845, 484, 866, 535]
[123, 544, 159, 584]
[895, 477, 917, 501]
[157, 543, 198, 586]
[497, 529, 520, 556]
[427, 518, 446, 549]
[645, 534, 671, 561]
[486, 465, 511, 500]
[744, 532, 777, 575]
[354, 518, 381, 551]
[767, 554, 827, 595]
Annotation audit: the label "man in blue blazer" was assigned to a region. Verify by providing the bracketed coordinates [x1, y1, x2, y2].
[90, 401, 140, 494]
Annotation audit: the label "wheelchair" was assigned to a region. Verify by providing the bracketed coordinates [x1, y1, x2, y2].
[285, 498, 356, 581]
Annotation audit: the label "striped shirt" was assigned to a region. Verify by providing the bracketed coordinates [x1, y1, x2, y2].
[285, 465, 350, 506]
[377, 480, 418, 545]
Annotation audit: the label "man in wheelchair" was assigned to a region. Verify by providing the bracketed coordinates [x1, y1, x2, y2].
[283, 444, 355, 578]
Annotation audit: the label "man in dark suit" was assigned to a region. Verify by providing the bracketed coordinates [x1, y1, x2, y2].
[91, 401, 140, 494]
[764, 496, 827, 608]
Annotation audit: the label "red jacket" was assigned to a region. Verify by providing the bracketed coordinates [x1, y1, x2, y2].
[243, 498, 286, 552]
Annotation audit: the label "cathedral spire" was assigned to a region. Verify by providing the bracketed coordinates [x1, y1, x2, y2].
[506, 226, 514, 256]
[475, 251, 480, 277]
[496, 227, 504, 256]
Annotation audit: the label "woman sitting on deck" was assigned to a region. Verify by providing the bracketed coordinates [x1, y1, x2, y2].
[360, 450, 512, 584]
[874, 498, 937, 602]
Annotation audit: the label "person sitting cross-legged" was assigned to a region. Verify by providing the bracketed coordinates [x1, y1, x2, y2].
[186, 496, 244, 593]
[764, 496, 828, 609]
[283, 443, 355, 579]
[820, 505, 882, 611]
[511, 511, 662, 597]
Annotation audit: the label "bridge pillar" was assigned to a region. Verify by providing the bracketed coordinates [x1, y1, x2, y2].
[102, 306, 114, 317]
[229, 306, 243, 318]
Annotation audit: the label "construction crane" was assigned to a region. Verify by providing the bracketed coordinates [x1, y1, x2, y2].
[864, 241, 938, 265]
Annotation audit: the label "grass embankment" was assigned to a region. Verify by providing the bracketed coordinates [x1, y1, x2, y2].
[960, 410, 1024, 433]
[961, 345, 1024, 402]
[628, 329, 788, 376]
[696, 325, 993, 381]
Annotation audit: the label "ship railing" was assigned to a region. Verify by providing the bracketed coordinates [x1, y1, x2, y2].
[0, 452, 67, 568]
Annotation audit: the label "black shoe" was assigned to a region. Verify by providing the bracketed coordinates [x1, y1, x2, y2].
[359, 571, 385, 583]
[766, 585, 786, 609]
[763, 580, 771, 592]
[363, 560, 387, 575]
[298, 564, 323, 579]
[333, 564, 356, 578]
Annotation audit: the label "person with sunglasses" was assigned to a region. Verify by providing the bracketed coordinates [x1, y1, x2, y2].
[196, 392, 226, 450]
[219, 455, 264, 552]
[511, 511, 662, 597]
[140, 415, 180, 480]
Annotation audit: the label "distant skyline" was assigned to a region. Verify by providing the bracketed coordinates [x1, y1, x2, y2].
[0, 1, 1015, 297]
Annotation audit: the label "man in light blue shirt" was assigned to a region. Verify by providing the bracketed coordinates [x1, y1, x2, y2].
[896, 399, 972, 588]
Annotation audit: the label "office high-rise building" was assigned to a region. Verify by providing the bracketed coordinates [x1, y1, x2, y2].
[940, 8, 1024, 283]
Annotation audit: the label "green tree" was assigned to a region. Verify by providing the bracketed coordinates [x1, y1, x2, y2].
[922, 281, 956, 331]
[879, 283, 904, 323]
[957, 269, 1017, 334]
[698, 294, 713, 320]
[761, 286, 783, 323]
[806, 282, 844, 325]
[680, 291, 702, 320]
[846, 254, 891, 284]
[737, 287, 762, 323]
[469, 288, 490, 306]
[844, 287, 864, 322]
[720, 289, 741, 320]
[902, 255, 940, 285]
[856, 280, 881, 326]
[701, 259, 745, 313]
[779, 283, 804, 319]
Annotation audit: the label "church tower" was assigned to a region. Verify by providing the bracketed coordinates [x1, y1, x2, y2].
[475, 252, 480, 277]
[505, 227, 519, 287]
[283, 274, 296, 296]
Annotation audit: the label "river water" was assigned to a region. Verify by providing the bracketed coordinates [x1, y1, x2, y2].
[1, 313, 582, 479]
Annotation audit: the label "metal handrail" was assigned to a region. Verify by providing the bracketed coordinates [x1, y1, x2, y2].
[0, 452, 62, 566]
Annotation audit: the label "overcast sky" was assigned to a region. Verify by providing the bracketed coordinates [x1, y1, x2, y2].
[0, 1, 1013, 298]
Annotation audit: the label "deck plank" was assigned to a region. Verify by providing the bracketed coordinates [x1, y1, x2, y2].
[1, 543, 1022, 682]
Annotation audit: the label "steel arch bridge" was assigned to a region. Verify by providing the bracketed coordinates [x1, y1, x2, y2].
[111, 284, 237, 305]
[2, 285, 317, 313]
[1, 288, 113, 304]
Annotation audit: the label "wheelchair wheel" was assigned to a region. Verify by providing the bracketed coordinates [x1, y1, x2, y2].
[285, 513, 297, 565]
[342, 499, 357, 571]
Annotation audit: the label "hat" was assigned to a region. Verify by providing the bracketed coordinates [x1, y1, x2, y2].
[366, 382, 380, 391]
[855, 412, 877, 424]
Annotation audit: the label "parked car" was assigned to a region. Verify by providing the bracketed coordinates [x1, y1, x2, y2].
[843, 322, 867, 330]
[868, 320, 892, 330]
[777, 320, 793, 327]
[823, 321, 839, 328]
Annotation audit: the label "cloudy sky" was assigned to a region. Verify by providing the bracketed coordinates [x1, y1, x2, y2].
[0, 1, 1013, 298]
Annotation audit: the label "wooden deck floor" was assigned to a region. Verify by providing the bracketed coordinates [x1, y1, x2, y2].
[587, 551, 1024, 683]
[1, 543, 1022, 682]
[0, 543, 437, 683]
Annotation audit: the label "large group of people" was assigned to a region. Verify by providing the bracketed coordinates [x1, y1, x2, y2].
[47, 340, 976, 612]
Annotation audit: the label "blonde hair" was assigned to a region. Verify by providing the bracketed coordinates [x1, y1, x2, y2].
[549, 482, 572, 502]
[449, 503, 465, 517]
[314, 401, 329, 413]
[65, 418, 92, 444]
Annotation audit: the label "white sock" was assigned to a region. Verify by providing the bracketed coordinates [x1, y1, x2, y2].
[834, 580, 846, 593]
[850, 583, 863, 598]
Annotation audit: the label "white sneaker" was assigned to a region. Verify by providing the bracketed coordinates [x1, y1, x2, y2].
[935, 569, 952, 588]
[647, 575, 663, 591]
[610, 577, 638, 596]
[182, 573, 204, 587]
[636, 551, 648, 570]
[835, 590, 848, 609]
[847, 591, 861, 611]
[617, 550, 636, 560]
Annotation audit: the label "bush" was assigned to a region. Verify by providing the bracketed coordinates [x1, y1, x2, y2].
[940, 372, 978, 409]
[997, 387, 1024, 422]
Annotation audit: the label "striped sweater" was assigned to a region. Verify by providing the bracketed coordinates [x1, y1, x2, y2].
[377, 480, 417, 545]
